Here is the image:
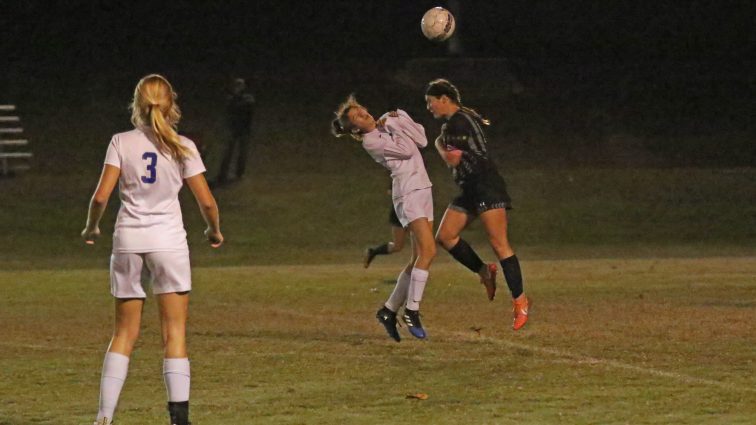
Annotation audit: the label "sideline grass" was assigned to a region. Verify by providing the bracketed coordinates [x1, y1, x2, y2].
[1, 257, 754, 424]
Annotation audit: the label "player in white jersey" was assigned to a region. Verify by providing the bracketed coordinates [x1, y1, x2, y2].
[332, 95, 436, 341]
[81, 74, 223, 425]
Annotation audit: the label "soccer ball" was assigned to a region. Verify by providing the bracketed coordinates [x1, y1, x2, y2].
[421, 7, 455, 42]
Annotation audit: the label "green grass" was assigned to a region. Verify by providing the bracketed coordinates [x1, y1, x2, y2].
[1, 165, 755, 270]
[1, 258, 754, 424]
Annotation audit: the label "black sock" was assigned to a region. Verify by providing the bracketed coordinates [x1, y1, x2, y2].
[168, 401, 189, 425]
[372, 243, 391, 255]
[500, 255, 524, 299]
[447, 239, 485, 274]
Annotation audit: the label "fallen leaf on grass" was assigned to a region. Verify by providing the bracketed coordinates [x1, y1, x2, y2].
[406, 393, 429, 400]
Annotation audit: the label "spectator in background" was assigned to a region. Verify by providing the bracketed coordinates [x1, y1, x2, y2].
[216, 77, 255, 185]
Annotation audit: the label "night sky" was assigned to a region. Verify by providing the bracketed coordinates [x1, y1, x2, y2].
[3, 0, 754, 77]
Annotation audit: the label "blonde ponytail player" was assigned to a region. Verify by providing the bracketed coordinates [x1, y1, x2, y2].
[82, 74, 222, 425]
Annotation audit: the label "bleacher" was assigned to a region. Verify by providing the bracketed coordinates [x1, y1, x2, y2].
[0, 105, 32, 176]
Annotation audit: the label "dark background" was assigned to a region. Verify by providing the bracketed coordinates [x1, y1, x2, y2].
[1, 0, 755, 167]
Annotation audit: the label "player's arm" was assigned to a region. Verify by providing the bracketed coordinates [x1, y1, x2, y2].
[434, 135, 462, 167]
[395, 110, 428, 148]
[185, 173, 223, 248]
[383, 123, 417, 160]
[82, 164, 120, 244]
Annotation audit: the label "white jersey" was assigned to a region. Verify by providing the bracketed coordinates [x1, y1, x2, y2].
[361, 109, 432, 199]
[103, 128, 206, 253]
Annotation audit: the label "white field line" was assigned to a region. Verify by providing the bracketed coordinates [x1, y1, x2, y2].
[447, 331, 756, 394]
[5, 333, 752, 395]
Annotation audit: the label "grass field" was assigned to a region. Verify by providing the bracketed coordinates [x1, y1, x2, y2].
[1, 65, 754, 424]
[1, 258, 754, 424]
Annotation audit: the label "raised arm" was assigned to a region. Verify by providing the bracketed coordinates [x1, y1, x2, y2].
[395, 110, 428, 148]
[185, 173, 223, 248]
[81, 164, 120, 244]
[384, 122, 419, 160]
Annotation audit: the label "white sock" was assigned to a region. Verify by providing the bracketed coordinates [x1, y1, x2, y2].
[385, 270, 411, 312]
[405, 268, 429, 311]
[163, 358, 191, 402]
[97, 352, 130, 421]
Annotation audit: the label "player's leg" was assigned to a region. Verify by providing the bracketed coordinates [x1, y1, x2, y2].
[364, 207, 405, 268]
[96, 253, 147, 424]
[216, 136, 237, 184]
[376, 232, 414, 342]
[401, 217, 435, 338]
[479, 208, 529, 330]
[235, 133, 250, 180]
[148, 251, 192, 425]
[436, 205, 497, 299]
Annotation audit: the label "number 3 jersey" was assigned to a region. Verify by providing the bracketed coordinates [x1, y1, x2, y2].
[104, 128, 206, 253]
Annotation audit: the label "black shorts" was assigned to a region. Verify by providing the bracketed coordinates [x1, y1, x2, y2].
[450, 171, 512, 216]
[388, 205, 402, 227]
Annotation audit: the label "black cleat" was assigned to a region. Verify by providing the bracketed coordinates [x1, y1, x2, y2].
[364, 248, 378, 268]
[375, 306, 401, 342]
[168, 401, 190, 425]
[402, 309, 426, 339]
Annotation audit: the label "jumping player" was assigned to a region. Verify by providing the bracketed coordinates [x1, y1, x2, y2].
[424, 79, 530, 330]
[81, 74, 223, 425]
[332, 95, 436, 341]
[363, 184, 408, 268]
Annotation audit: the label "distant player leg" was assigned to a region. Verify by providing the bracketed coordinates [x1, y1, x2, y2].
[364, 208, 407, 268]
[480, 208, 529, 330]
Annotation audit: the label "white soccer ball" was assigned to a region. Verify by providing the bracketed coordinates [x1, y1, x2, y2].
[421, 7, 456, 42]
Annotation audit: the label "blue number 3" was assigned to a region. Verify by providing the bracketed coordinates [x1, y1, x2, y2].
[141, 152, 157, 184]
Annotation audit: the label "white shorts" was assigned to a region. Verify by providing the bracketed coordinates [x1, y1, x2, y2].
[110, 251, 191, 298]
[393, 187, 434, 228]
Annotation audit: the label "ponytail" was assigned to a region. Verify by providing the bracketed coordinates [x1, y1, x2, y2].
[131, 74, 192, 161]
[331, 94, 364, 141]
[426, 78, 490, 126]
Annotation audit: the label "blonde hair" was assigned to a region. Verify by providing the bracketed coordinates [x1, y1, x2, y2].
[331, 94, 364, 141]
[130, 74, 191, 160]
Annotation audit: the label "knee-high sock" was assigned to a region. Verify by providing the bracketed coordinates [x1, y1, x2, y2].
[163, 358, 191, 402]
[500, 255, 524, 299]
[448, 239, 485, 274]
[97, 352, 130, 421]
[385, 270, 411, 312]
[405, 268, 429, 311]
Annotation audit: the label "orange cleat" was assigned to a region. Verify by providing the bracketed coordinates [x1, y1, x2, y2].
[480, 263, 497, 301]
[512, 295, 530, 330]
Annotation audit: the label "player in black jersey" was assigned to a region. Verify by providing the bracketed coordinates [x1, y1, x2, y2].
[425, 78, 530, 330]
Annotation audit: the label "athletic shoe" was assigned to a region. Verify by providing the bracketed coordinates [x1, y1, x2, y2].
[363, 248, 378, 268]
[168, 401, 190, 425]
[402, 309, 426, 339]
[512, 296, 530, 331]
[480, 263, 498, 301]
[375, 306, 401, 342]
[93, 418, 112, 425]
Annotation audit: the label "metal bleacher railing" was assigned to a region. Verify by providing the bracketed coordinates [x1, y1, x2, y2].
[0, 104, 33, 176]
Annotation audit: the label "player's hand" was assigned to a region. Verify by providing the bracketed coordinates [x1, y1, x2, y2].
[445, 148, 463, 167]
[81, 227, 101, 245]
[377, 111, 399, 127]
[204, 228, 224, 248]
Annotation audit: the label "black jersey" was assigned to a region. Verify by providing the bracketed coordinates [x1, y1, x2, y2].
[439, 109, 496, 187]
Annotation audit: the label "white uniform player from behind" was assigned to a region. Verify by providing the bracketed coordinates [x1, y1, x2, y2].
[332, 95, 436, 341]
[81, 74, 223, 425]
